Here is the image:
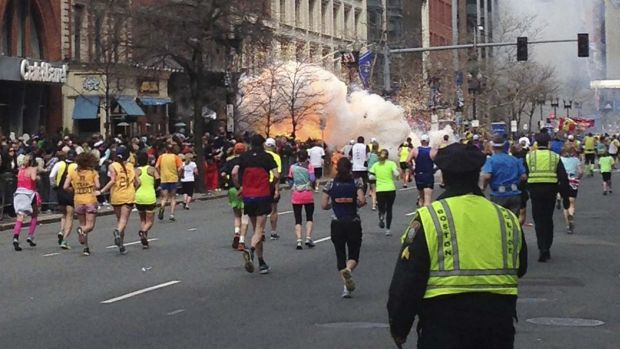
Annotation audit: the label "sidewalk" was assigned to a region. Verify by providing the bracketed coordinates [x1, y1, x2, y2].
[0, 192, 228, 232]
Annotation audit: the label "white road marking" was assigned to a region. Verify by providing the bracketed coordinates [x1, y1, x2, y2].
[278, 210, 293, 215]
[43, 252, 61, 257]
[106, 238, 159, 249]
[167, 309, 186, 316]
[101, 280, 181, 304]
[405, 212, 417, 216]
[314, 236, 331, 244]
[187, 228, 197, 231]
[399, 187, 416, 192]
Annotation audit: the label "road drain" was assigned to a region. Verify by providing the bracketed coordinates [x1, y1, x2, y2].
[526, 317, 605, 327]
[316, 322, 389, 329]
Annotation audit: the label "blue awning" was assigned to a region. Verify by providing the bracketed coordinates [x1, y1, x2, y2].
[138, 96, 172, 106]
[72, 96, 100, 120]
[116, 96, 145, 116]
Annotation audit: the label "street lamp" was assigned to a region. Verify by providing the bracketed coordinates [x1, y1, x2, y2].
[550, 97, 559, 119]
[467, 72, 483, 120]
[536, 95, 546, 129]
[563, 99, 573, 118]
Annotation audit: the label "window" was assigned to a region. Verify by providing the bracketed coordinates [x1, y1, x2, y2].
[1, 0, 44, 58]
[309, 0, 316, 31]
[73, 4, 84, 62]
[295, 0, 302, 27]
[280, 0, 287, 23]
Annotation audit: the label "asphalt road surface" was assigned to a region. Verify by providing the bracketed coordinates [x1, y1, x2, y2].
[1, 174, 619, 348]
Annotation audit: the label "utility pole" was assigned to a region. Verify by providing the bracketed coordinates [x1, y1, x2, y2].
[383, 44, 391, 93]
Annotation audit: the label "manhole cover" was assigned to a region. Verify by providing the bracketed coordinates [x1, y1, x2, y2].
[316, 322, 389, 329]
[526, 317, 605, 327]
[518, 297, 550, 304]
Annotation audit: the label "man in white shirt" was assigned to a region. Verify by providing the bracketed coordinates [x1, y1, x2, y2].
[351, 136, 369, 194]
[308, 142, 325, 191]
[342, 140, 355, 159]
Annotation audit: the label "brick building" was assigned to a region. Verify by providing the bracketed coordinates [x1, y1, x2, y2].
[0, 0, 65, 136]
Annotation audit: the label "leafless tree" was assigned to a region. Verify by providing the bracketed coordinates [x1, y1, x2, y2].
[134, 0, 272, 190]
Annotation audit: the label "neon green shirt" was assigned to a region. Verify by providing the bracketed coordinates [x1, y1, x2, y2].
[399, 144, 411, 162]
[599, 156, 614, 173]
[370, 160, 398, 192]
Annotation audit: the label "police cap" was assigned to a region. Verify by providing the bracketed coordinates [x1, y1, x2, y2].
[434, 143, 486, 173]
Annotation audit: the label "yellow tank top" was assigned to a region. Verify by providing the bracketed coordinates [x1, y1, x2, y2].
[584, 136, 595, 153]
[55, 161, 77, 187]
[399, 145, 410, 162]
[110, 162, 136, 205]
[69, 169, 99, 205]
[135, 166, 156, 205]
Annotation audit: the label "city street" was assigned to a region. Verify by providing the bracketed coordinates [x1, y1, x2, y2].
[0, 174, 619, 349]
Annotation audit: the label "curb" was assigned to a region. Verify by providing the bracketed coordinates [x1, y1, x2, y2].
[0, 193, 228, 232]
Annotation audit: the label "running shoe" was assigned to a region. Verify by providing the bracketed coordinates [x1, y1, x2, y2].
[603, 191, 608, 196]
[13, 238, 22, 252]
[237, 242, 246, 251]
[83, 247, 90, 256]
[305, 238, 315, 248]
[184, 205, 190, 210]
[296, 240, 303, 250]
[60, 240, 71, 250]
[270, 233, 280, 240]
[340, 268, 356, 292]
[113, 229, 121, 247]
[242, 249, 255, 273]
[77, 227, 86, 245]
[403, 184, 408, 188]
[371, 205, 376, 211]
[119, 245, 128, 255]
[568, 222, 575, 234]
[169, 215, 176, 222]
[57, 231, 64, 245]
[139, 231, 149, 249]
[341, 286, 352, 299]
[379, 216, 385, 229]
[259, 262, 270, 275]
[385, 229, 392, 237]
[26, 237, 36, 247]
[232, 234, 240, 249]
[158, 207, 164, 220]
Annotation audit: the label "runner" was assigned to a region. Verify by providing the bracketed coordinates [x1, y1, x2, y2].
[180, 153, 198, 210]
[511, 141, 530, 226]
[156, 144, 182, 221]
[232, 135, 279, 274]
[407, 135, 437, 207]
[265, 138, 282, 240]
[63, 152, 100, 256]
[609, 135, 620, 161]
[308, 141, 325, 192]
[366, 143, 380, 211]
[322, 157, 366, 298]
[100, 147, 139, 255]
[49, 150, 77, 249]
[135, 152, 160, 249]
[369, 149, 399, 236]
[583, 133, 596, 176]
[560, 146, 582, 234]
[598, 149, 615, 195]
[221, 143, 249, 251]
[351, 136, 369, 194]
[288, 150, 316, 249]
[398, 138, 413, 188]
[12, 155, 41, 251]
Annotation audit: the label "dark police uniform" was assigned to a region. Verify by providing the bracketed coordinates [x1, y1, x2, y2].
[387, 143, 528, 349]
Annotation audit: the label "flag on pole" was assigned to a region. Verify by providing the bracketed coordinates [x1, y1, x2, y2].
[358, 51, 374, 89]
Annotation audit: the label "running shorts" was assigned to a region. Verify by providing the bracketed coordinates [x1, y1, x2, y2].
[228, 188, 244, 209]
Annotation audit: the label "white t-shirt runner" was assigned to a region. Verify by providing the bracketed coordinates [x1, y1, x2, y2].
[308, 146, 325, 168]
[181, 161, 197, 182]
[351, 143, 368, 171]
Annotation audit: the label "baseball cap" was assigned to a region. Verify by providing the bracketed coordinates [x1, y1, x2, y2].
[473, 134, 480, 141]
[491, 135, 506, 148]
[115, 146, 128, 160]
[265, 138, 276, 148]
[420, 134, 430, 142]
[234, 143, 247, 154]
[371, 137, 377, 143]
[568, 134, 575, 140]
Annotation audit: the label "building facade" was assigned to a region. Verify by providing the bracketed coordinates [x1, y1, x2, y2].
[61, 0, 174, 138]
[253, 0, 368, 74]
[0, 0, 64, 136]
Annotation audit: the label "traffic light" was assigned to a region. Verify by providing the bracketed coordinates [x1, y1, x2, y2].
[517, 37, 528, 61]
[578, 33, 589, 57]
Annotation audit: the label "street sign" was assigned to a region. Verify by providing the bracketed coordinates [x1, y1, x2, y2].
[523, 123, 528, 131]
[471, 120, 480, 128]
[511, 120, 518, 132]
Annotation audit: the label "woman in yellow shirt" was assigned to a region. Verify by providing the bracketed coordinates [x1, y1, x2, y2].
[63, 152, 100, 256]
[100, 146, 140, 255]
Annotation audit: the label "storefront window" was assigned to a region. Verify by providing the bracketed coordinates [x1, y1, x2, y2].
[1, 0, 45, 58]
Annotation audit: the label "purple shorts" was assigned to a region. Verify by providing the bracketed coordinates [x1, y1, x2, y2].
[75, 204, 98, 215]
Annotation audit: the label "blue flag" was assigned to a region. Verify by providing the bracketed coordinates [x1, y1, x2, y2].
[358, 51, 374, 89]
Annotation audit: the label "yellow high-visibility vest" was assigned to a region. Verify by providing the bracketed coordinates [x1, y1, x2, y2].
[417, 195, 521, 299]
[526, 149, 559, 184]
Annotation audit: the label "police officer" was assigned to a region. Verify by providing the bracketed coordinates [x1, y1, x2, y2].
[526, 132, 568, 262]
[387, 143, 527, 348]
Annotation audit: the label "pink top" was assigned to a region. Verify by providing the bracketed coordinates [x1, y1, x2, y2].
[17, 168, 37, 191]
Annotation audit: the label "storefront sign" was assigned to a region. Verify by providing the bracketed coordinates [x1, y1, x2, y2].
[139, 80, 159, 94]
[20, 59, 68, 83]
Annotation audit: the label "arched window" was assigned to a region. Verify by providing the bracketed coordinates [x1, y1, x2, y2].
[2, 0, 44, 59]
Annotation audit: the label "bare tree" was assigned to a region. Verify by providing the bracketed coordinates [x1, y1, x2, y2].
[134, 0, 272, 190]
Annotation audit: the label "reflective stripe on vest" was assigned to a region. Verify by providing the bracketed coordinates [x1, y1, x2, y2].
[418, 195, 521, 298]
[526, 150, 559, 184]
